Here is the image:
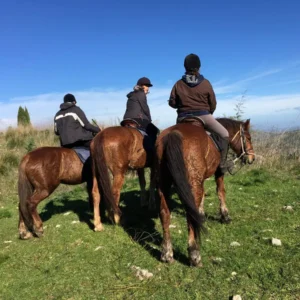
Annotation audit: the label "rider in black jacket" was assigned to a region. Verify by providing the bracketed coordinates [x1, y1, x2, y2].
[54, 94, 100, 149]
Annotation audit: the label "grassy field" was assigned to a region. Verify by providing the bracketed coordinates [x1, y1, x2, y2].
[0, 127, 300, 299]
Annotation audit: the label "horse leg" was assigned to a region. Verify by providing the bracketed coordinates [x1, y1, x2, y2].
[18, 209, 33, 240]
[92, 176, 104, 231]
[158, 173, 174, 263]
[28, 189, 50, 237]
[215, 174, 231, 223]
[198, 186, 205, 218]
[187, 182, 204, 267]
[137, 169, 147, 207]
[112, 170, 125, 224]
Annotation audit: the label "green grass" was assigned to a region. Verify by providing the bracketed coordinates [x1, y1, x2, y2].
[0, 168, 299, 299]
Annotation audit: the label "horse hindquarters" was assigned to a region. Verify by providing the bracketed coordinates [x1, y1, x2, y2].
[159, 131, 206, 266]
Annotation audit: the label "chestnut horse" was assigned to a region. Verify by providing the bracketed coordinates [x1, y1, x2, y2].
[154, 118, 255, 266]
[17, 147, 103, 239]
[90, 122, 157, 232]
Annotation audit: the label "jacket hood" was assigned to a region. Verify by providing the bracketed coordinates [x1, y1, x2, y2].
[127, 88, 144, 98]
[181, 74, 205, 87]
[59, 102, 76, 110]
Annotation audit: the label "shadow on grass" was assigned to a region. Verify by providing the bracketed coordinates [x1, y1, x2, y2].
[39, 192, 94, 230]
[119, 189, 190, 266]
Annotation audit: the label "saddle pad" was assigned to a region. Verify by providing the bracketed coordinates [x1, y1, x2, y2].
[72, 147, 90, 164]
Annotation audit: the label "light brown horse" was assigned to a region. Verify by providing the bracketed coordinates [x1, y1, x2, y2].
[153, 118, 255, 266]
[18, 147, 99, 239]
[90, 123, 156, 232]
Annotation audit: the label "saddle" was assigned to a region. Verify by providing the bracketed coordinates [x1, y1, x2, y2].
[178, 116, 223, 151]
[120, 119, 148, 136]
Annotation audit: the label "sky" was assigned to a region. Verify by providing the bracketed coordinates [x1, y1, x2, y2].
[1, 0, 300, 131]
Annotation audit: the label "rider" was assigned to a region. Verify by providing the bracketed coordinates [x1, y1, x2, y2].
[168, 53, 233, 174]
[54, 93, 100, 149]
[123, 77, 159, 149]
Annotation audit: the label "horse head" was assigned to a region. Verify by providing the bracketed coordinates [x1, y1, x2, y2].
[230, 119, 255, 165]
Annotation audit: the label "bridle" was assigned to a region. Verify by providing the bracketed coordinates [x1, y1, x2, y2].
[231, 125, 255, 164]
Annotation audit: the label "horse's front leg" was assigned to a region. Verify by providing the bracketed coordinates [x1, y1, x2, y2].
[137, 168, 147, 207]
[215, 173, 231, 223]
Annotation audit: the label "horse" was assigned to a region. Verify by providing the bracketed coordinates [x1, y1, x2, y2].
[90, 120, 158, 232]
[153, 118, 255, 266]
[18, 147, 94, 239]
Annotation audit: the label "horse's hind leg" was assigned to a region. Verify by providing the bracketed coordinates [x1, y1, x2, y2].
[19, 209, 33, 240]
[137, 169, 147, 207]
[188, 182, 204, 267]
[158, 170, 174, 263]
[215, 173, 231, 223]
[112, 170, 125, 224]
[28, 189, 51, 237]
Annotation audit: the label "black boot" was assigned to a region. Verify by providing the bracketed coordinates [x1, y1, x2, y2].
[219, 137, 234, 174]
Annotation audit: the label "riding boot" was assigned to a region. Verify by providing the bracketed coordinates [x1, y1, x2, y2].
[219, 137, 234, 174]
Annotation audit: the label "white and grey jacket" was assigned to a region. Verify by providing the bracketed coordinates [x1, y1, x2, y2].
[54, 102, 100, 146]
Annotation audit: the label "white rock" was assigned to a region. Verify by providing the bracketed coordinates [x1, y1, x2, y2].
[212, 257, 223, 263]
[283, 206, 293, 211]
[131, 265, 153, 280]
[63, 212, 71, 216]
[233, 295, 242, 300]
[272, 238, 282, 246]
[230, 242, 241, 247]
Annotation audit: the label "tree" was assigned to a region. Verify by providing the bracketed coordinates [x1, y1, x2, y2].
[24, 106, 31, 126]
[17, 106, 31, 127]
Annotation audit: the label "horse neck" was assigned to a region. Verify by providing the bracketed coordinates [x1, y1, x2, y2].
[219, 119, 242, 153]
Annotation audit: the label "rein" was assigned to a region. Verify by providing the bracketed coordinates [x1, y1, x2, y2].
[230, 125, 255, 172]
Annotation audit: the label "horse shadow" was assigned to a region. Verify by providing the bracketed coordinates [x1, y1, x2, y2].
[119, 189, 190, 265]
[39, 192, 94, 230]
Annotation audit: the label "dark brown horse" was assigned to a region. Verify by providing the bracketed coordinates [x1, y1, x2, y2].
[153, 118, 255, 266]
[90, 123, 156, 232]
[18, 147, 93, 239]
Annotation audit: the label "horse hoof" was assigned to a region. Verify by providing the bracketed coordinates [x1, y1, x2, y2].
[161, 251, 174, 263]
[221, 215, 232, 224]
[114, 214, 121, 225]
[161, 255, 174, 264]
[94, 224, 104, 232]
[34, 230, 44, 238]
[19, 231, 33, 240]
[189, 250, 202, 267]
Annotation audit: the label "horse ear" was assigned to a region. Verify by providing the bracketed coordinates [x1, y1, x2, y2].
[243, 119, 250, 131]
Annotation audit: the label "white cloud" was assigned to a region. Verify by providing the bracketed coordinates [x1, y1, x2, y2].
[1, 85, 300, 131]
[214, 68, 282, 95]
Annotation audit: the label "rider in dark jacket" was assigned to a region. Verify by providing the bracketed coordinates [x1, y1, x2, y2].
[123, 77, 152, 129]
[122, 77, 159, 151]
[54, 94, 100, 149]
[168, 54, 233, 174]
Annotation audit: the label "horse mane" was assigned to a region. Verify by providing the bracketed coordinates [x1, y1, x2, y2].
[216, 118, 243, 131]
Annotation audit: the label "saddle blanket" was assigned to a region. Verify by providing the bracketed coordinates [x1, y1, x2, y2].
[72, 147, 90, 164]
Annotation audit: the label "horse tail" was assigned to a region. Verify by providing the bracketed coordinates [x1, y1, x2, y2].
[18, 156, 34, 230]
[163, 131, 206, 240]
[92, 135, 121, 218]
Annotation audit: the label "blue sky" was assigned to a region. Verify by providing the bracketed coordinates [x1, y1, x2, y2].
[1, 0, 300, 130]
